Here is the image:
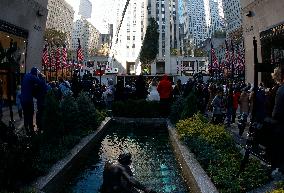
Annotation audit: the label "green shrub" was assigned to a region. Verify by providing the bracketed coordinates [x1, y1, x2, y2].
[270, 181, 284, 193]
[43, 91, 63, 135]
[0, 91, 106, 192]
[60, 95, 79, 133]
[76, 92, 97, 131]
[181, 90, 198, 120]
[112, 99, 162, 117]
[176, 114, 270, 193]
[169, 90, 199, 123]
[170, 96, 185, 123]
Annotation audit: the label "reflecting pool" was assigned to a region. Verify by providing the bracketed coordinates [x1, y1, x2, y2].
[61, 123, 189, 193]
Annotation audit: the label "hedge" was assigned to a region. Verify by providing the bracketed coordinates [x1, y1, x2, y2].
[112, 99, 163, 117]
[0, 91, 106, 192]
[176, 113, 270, 193]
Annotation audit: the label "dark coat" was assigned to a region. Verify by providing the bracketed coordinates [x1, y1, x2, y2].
[21, 73, 41, 103]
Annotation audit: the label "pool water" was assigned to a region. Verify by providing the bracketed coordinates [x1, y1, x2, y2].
[60, 123, 189, 193]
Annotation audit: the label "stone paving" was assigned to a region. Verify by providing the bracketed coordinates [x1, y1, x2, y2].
[225, 118, 284, 193]
[1, 106, 24, 135]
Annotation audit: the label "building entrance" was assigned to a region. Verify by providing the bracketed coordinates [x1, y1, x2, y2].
[260, 22, 284, 87]
[0, 20, 28, 101]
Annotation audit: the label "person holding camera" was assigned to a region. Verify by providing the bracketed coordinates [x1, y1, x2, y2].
[270, 66, 284, 173]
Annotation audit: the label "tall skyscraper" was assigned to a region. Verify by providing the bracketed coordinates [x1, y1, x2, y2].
[79, 0, 92, 19]
[110, 0, 147, 74]
[180, 0, 225, 46]
[46, 0, 75, 47]
[71, 18, 100, 60]
[110, 0, 180, 75]
[147, 0, 180, 74]
[222, 0, 242, 36]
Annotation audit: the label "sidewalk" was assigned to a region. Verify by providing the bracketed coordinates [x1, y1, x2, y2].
[225, 118, 284, 193]
[1, 106, 24, 136]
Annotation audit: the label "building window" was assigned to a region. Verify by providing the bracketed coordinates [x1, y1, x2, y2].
[132, 44, 135, 48]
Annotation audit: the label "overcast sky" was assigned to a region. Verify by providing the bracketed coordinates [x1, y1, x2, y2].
[65, 0, 114, 33]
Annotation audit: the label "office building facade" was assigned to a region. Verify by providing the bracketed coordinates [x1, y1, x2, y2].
[180, 0, 225, 46]
[71, 19, 100, 60]
[79, 0, 92, 19]
[46, 0, 74, 47]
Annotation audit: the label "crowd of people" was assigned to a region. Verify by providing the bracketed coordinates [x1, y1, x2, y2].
[0, 64, 282, 174]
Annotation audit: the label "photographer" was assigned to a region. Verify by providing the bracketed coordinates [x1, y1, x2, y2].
[270, 66, 284, 173]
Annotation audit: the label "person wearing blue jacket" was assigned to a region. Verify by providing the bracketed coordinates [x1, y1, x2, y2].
[21, 67, 41, 136]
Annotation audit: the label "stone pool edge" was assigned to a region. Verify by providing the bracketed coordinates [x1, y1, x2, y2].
[167, 120, 219, 193]
[33, 117, 112, 193]
[33, 117, 218, 193]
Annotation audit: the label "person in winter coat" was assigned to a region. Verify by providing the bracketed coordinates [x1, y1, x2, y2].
[239, 89, 250, 116]
[21, 67, 41, 136]
[172, 79, 183, 99]
[135, 75, 147, 100]
[147, 79, 160, 101]
[103, 79, 116, 109]
[35, 74, 48, 133]
[232, 90, 241, 123]
[270, 65, 284, 173]
[16, 85, 23, 119]
[58, 77, 72, 98]
[211, 90, 224, 124]
[157, 74, 173, 117]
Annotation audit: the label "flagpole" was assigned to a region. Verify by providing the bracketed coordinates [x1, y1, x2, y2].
[231, 40, 235, 82]
[61, 46, 64, 79]
[48, 43, 52, 81]
[43, 45, 47, 78]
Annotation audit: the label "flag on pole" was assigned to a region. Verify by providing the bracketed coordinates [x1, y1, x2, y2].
[62, 44, 67, 68]
[56, 45, 61, 68]
[50, 45, 55, 68]
[210, 43, 219, 70]
[42, 44, 49, 66]
[77, 38, 84, 63]
[225, 40, 230, 69]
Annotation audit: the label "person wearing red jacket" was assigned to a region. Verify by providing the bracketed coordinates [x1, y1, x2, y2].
[232, 90, 241, 123]
[157, 74, 173, 117]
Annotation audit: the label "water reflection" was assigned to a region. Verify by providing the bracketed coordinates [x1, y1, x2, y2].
[62, 124, 189, 193]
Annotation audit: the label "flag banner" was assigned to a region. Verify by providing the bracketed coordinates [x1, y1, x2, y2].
[77, 38, 84, 63]
[225, 40, 231, 69]
[210, 43, 219, 71]
[42, 45, 49, 67]
[50, 46, 55, 67]
[56, 45, 61, 68]
[62, 44, 67, 67]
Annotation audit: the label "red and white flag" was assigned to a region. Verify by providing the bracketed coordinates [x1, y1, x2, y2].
[56, 45, 61, 68]
[62, 44, 67, 68]
[210, 43, 219, 70]
[77, 39, 84, 63]
[42, 45, 49, 67]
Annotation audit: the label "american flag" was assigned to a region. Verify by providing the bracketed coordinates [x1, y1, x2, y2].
[42, 44, 49, 66]
[219, 60, 225, 71]
[225, 40, 230, 69]
[210, 42, 219, 70]
[50, 45, 55, 68]
[238, 47, 245, 72]
[56, 45, 61, 68]
[77, 39, 84, 62]
[62, 44, 67, 68]
[230, 42, 236, 75]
